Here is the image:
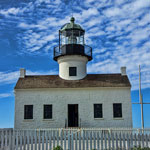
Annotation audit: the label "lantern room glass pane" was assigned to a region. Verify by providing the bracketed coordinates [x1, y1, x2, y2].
[61, 34, 66, 45]
[60, 30, 84, 46]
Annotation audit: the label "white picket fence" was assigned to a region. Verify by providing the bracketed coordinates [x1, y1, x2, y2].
[0, 128, 150, 150]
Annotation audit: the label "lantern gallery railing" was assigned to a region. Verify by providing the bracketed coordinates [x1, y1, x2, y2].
[53, 44, 92, 61]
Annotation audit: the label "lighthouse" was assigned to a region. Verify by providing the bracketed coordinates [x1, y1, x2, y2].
[14, 17, 132, 129]
[53, 17, 92, 80]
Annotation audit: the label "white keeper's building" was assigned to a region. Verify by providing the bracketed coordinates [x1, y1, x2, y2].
[14, 17, 132, 129]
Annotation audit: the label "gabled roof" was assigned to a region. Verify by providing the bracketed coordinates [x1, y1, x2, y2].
[14, 74, 131, 89]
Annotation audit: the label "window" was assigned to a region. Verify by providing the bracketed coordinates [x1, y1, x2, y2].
[113, 103, 122, 118]
[24, 105, 33, 119]
[94, 104, 103, 118]
[69, 67, 77, 76]
[44, 105, 52, 119]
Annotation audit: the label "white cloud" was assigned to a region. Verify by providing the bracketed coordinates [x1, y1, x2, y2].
[0, 0, 150, 92]
[128, 28, 150, 45]
[131, 0, 150, 11]
[18, 22, 47, 30]
[74, 8, 99, 22]
[84, 0, 95, 4]
[138, 13, 150, 26]
[27, 70, 58, 75]
[0, 93, 12, 99]
[105, 7, 121, 17]
[83, 17, 102, 29]
[0, 7, 23, 16]
[0, 71, 19, 84]
[0, 70, 58, 85]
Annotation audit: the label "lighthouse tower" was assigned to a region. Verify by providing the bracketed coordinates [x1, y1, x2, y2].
[53, 17, 92, 80]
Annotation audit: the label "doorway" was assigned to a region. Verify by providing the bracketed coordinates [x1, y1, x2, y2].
[68, 104, 78, 127]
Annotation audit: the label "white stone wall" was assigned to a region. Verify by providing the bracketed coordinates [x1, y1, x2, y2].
[14, 87, 132, 129]
[57, 55, 88, 80]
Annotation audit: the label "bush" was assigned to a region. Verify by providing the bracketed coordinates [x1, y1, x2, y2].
[131, 147, 150, 150]
[53, 145, 63, 150]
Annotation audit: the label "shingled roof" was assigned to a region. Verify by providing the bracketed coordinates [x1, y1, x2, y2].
[14, 74, 131, 89]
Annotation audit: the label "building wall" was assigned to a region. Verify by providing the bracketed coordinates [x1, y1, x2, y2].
[14, 87, 132, 129]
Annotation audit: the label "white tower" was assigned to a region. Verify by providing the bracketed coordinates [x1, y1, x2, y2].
[54, 17, 92, 80]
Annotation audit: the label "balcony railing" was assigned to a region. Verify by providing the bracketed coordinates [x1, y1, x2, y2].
[53, 44, 92, 61]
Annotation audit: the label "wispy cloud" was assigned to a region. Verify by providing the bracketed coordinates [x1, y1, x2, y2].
[0, 93, 12, 99]
[0, 7, 24, 16]
[0, 69, 58, 99]
[0, 71, 19, 84]
[0, 69, 58, 85]
[0, 0, 150, 91]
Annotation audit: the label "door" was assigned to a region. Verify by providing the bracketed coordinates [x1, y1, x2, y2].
[68, 104, 78, 127]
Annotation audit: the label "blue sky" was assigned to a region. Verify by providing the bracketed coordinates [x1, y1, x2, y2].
[0, 0, 150, 128]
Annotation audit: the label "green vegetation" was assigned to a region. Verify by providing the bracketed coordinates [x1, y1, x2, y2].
[53, 146, 63, 150]
[52, 146, 150, 150]
[131, 147, 150, 150]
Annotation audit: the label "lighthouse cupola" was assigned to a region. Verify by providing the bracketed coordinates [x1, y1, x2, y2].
[54, 17, 92, 80]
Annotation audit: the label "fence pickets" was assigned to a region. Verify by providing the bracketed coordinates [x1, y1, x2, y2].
[0, 128, 150, 150]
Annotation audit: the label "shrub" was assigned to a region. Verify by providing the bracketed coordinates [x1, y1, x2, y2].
[53, 145, 63, 150]
[131, 147, 150, 150]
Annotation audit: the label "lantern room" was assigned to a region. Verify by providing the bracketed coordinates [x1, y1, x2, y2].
[60, 17, 84, 45]
[53, 17, 92, 61]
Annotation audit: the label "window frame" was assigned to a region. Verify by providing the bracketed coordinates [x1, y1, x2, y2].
[43, 104, 53, 119]
[113, 103, 123, 118]
[69, 67, 77, 76]
[94, 104, 103, 119]
[24, 105, 33, 120]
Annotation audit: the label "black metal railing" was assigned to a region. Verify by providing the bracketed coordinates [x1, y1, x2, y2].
[53, 44, 92, 61]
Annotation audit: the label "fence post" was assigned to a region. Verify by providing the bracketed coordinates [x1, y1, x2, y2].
[49, 130, 52, 150]
[45, 131, 48, 150]
[31, 130, 33, 150]
[130, 133, 133, 148]
[16, 130, 18, 150]
[60, 129, 63, 148]
[64, 130, 66, 150]
[12, 129, 15, 150]
[101, 131, 104, 150]
[53, 130, 55, 148]
[9, 129, 12, 150]
[97, 131, 99, 150]
[105, 132, 107, 149]
[5, 130, 7, 147]
[79, 130, 81, 150]
[122, 133, 126, 149]
[71, 132, 74, 150]
[145, 134, 148, 148]
[39, 129, 41, 150]
[111, 132, 114, 149]
[83, 130, 85, 150]
[42, 130, 44, 150]
[1, 129, 4, 149]
[68, 130, 70, 150]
